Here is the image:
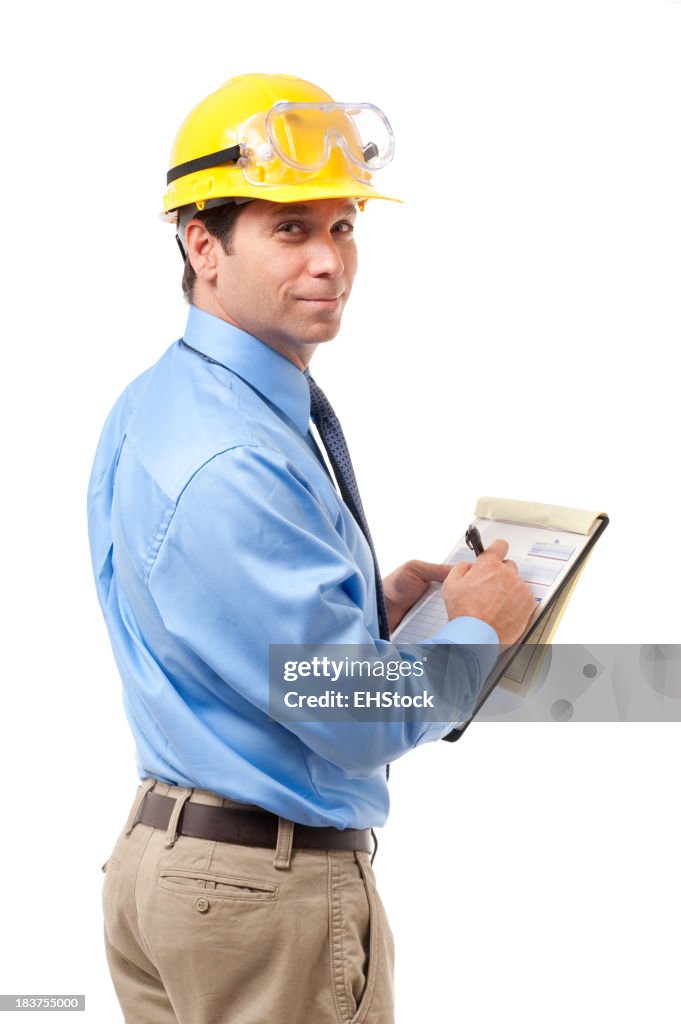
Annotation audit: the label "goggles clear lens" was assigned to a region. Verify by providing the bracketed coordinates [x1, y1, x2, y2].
[238, 101, 394, 186]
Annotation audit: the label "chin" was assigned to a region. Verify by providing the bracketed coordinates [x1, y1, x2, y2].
[306, 321, 343, 344]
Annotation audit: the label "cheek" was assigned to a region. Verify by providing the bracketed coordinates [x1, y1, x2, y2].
[260, 256, 304, 298]
[345, 246, 359, 287]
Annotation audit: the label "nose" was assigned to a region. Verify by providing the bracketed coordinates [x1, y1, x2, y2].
[307, 234, 345, 278]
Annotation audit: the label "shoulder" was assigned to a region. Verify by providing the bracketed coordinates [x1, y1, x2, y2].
[110, 346, 339, 580]
[118, 341, 262, 502]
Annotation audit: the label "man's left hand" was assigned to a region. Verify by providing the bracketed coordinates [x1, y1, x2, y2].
[382, 560, 452, 633]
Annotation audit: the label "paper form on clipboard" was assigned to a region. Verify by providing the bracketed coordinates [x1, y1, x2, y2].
[390, 496, 609, 740]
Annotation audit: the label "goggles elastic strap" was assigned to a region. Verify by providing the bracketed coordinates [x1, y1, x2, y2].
[167, 144, 241, 186]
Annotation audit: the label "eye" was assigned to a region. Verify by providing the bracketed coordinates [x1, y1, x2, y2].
[277, 222, 305, 235]
[333, 220, 355, 234]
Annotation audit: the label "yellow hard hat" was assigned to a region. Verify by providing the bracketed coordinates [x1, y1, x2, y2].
[163, 73, 401, 217]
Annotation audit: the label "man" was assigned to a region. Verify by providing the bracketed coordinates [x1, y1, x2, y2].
[88, 73, 534, 1024]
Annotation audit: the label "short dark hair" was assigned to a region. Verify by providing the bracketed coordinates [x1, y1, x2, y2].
[181, 202, 247, 304]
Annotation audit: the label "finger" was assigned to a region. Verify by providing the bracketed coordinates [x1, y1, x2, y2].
[445, 562, 471, 582]
[502, 558, 519, 574]
[482, 538, 509, 561]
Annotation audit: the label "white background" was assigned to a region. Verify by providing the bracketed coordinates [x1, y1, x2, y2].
[1, 1, 679, 1021]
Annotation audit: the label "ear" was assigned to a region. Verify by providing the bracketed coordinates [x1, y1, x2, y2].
[184, 219, 220, 284]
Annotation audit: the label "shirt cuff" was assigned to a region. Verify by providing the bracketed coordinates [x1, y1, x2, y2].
[417, 616, 500, 742]
[430, 615, 499, 650]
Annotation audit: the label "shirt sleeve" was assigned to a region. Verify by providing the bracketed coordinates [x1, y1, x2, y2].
[147, 443, 498, 777]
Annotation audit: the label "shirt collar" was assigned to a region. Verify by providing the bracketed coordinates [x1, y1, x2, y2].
[183, 305, 311, 434]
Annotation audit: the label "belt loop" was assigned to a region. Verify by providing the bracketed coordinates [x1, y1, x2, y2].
[124, 777, 157, 838]
[273, 817, 294, 870]
[164, 787, 193, 848]
[370, 827, 379, 867]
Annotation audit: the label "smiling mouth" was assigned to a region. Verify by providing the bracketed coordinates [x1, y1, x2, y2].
[298, 295, 343, 303]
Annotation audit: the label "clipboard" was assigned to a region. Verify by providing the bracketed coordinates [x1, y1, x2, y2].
[390, 497, 609, 741]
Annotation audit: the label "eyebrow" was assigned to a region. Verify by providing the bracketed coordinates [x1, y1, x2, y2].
[267, 202, 358, 218]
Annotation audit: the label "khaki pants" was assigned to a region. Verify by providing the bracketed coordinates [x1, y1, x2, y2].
[102, 779, 395, 1023]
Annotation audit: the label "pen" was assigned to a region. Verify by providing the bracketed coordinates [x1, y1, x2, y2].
[465, 523, 485, 557]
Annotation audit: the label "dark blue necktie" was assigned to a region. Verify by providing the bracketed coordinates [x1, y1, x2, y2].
[307, 374, 391, 643]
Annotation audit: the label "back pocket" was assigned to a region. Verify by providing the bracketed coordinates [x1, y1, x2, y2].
[158, 868, 278, 902]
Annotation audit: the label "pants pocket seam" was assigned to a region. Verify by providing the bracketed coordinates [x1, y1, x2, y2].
[349, 853, 380, 1024]
[328, 854, 352, 1024]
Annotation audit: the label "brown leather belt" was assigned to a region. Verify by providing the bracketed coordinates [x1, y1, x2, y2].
[135, 792, 374, 854]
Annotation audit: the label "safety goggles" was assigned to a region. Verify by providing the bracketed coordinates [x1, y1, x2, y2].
[166, 101, 394, 188]
[238, 102, 394, 186]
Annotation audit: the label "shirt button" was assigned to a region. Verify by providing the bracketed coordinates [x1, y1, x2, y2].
[194, 897, 210, 913]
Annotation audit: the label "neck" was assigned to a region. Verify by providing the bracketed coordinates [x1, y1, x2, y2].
[191, 298, 317, 371]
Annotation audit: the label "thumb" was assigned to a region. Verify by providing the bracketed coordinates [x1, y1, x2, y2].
[414, 561, 456, 584]
[483, 538, 509, 561]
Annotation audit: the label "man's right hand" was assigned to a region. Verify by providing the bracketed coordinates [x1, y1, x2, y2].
[441, 539, 536, 645]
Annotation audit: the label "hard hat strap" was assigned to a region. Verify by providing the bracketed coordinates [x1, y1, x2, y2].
[167, 144, 241, 186]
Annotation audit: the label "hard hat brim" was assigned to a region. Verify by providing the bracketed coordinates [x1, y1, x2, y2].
[162, 180, 402, 217]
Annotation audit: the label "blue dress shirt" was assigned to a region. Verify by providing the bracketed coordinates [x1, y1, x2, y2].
[87, 306, 498, 828]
